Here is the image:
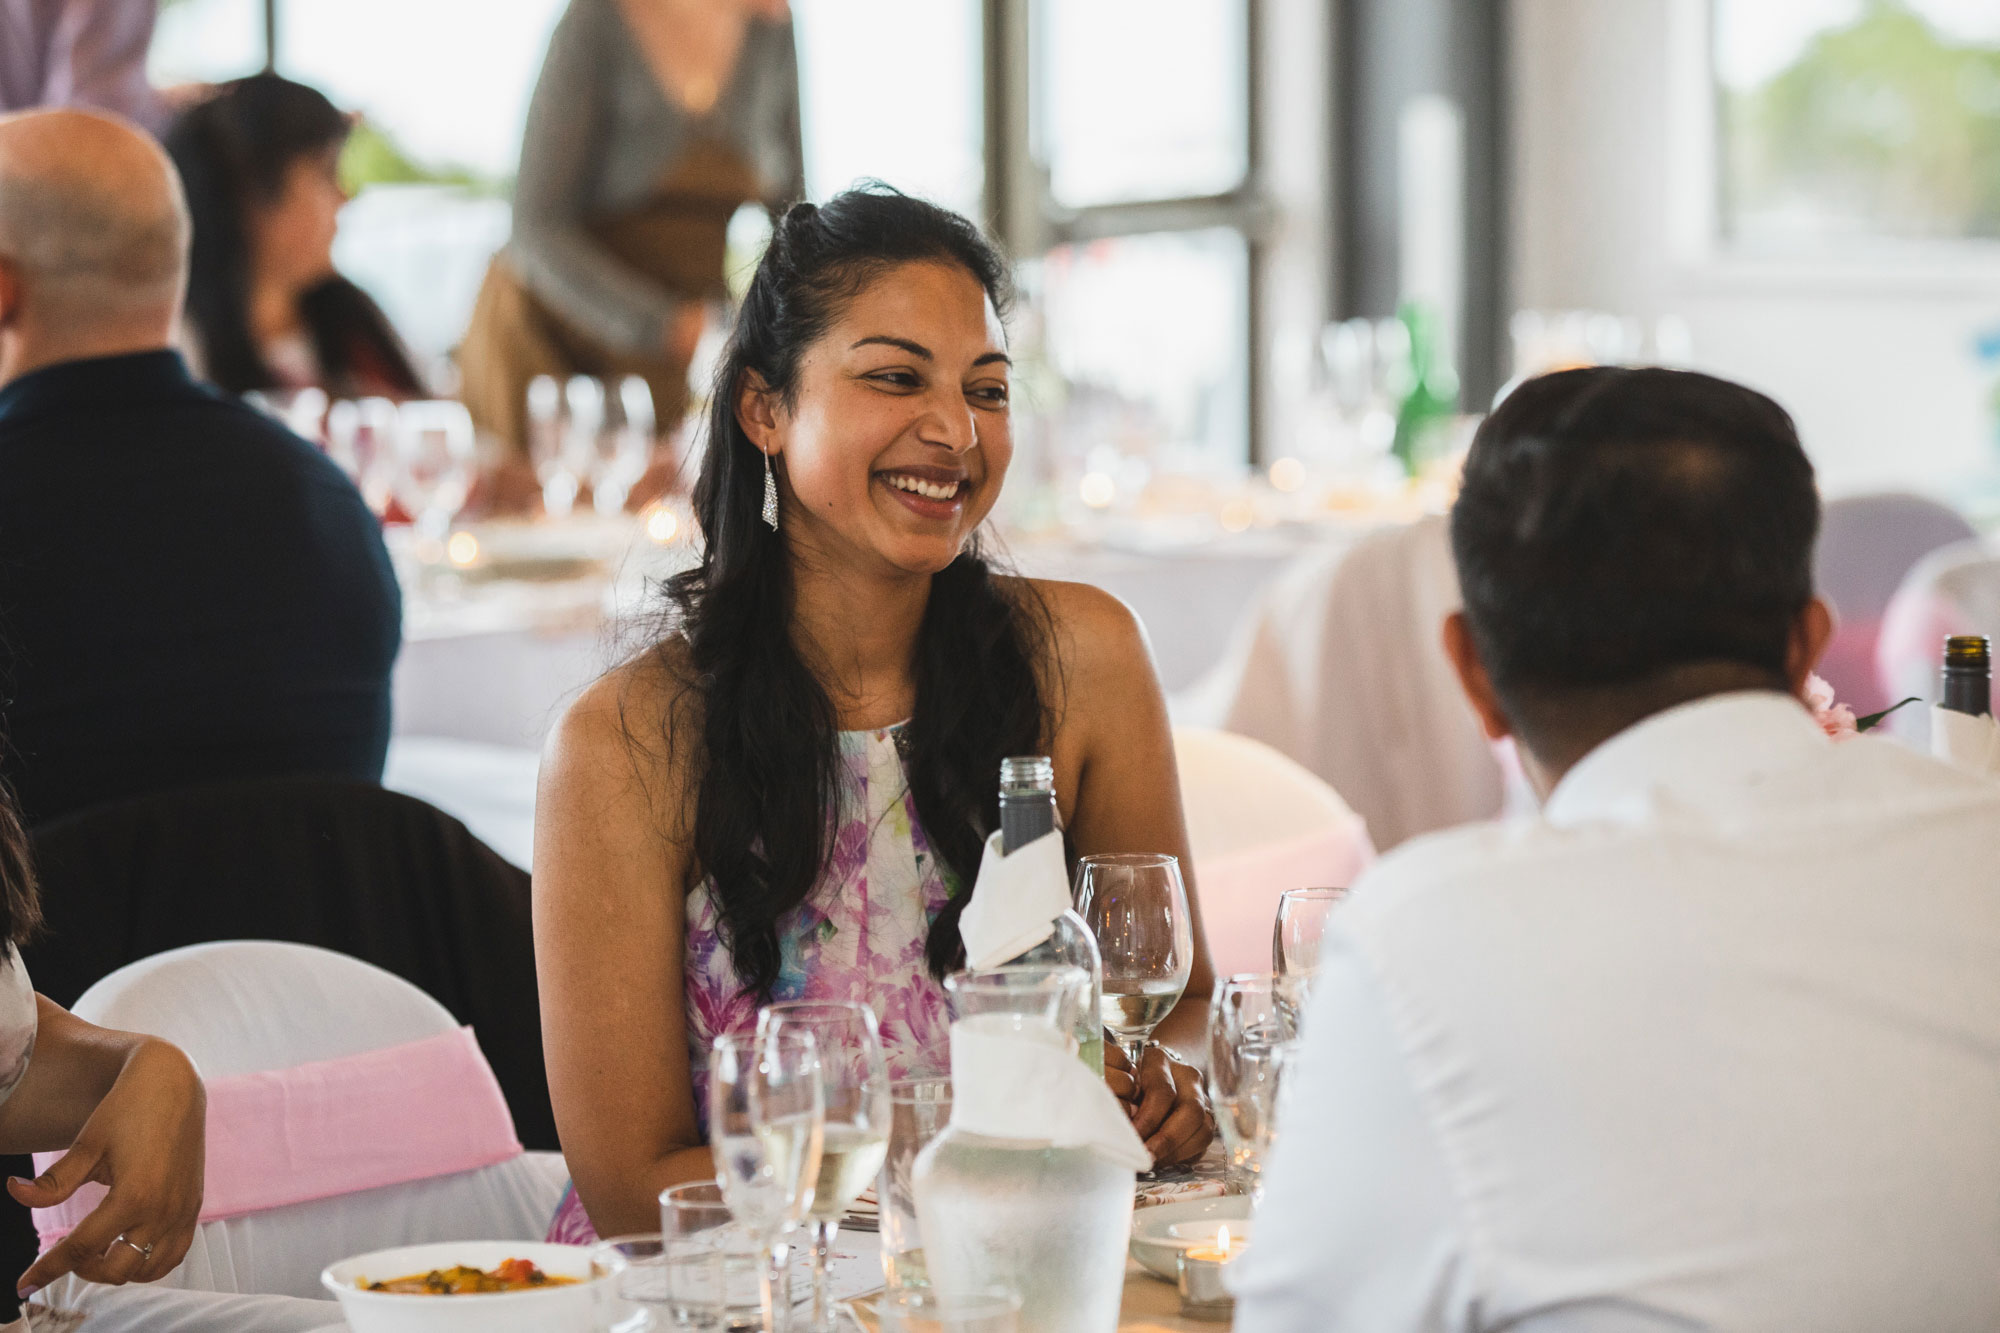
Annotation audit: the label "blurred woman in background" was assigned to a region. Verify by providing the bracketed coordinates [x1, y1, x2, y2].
[458, 0, 802, 483]
[165, 74, 424, 400]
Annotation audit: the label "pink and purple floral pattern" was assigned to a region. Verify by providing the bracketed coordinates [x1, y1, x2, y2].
[549, 725, 956, 1244]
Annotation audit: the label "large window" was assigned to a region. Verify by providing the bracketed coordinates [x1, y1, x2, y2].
[1715, 0, 2000, 251]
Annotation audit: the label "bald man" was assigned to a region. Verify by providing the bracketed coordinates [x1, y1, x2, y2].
[0, 109, 401, 824]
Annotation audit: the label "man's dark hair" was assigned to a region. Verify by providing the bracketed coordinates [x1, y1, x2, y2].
[1450, 366, 1819, 747]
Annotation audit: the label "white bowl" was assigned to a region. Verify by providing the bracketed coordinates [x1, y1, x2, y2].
[1129, 1196, 1254, 1280]
[321, 1240, 611, 1333]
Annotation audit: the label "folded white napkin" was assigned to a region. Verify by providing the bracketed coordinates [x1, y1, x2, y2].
[947, 1015, 1151, 1172]
[1931, 706, 2000, 776]
[957, 829, 1073, 969]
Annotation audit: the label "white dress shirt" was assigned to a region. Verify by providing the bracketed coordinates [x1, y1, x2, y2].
[1232, 691, 2000, 1332]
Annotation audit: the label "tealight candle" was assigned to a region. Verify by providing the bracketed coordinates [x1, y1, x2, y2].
[1175, 1224, 1246, 1322]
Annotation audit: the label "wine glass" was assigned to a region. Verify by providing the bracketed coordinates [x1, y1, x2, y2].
[710, 1029, 824, 1333]
[1073, 853, 1194, 1073]
[527, 373, 578, 518]
[1207, 973, 1305, 1203]
[591, 375, 658, 515]
[391, 400, 476, 542]
[1272, 887, 1348, 982]
[758, 1002, 890, 1333]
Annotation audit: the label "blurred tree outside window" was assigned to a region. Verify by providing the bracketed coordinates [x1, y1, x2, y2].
[1717, 0, 2000, 250]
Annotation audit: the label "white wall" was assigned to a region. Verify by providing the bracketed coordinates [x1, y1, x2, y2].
[1509, 0, 2000, 501]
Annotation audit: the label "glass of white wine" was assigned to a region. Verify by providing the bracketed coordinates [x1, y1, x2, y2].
[758, 1002, 891, 1332]
[710, 1029, 825, 1333]
[1073, 853, 1194, 1072]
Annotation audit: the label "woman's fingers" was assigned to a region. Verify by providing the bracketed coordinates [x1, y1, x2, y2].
[1131, 1046, 1179, 1140]
[1145, 1094, 1216, 1165]
[6, 1143, 103, 1210]
[16, 1197, 134, 1294]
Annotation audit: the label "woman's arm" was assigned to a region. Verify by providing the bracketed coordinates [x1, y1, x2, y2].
[0, 999, 204, 1293]
[534, 664, 713, 1237]
[1038, 580, 1218, 1164]
[508, 0, 684, 358]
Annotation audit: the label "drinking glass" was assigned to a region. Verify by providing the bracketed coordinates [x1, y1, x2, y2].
[663, 1185, 769, 1332]
[595, 1232, 693, 1333]
[882, 1077, 951, 1293]
[391, 400, 476, 541]
[758, 1002, 891, 1332]
[592, 375, 658, 514]
[1207, 973, 1306, 1203]
[527, 373, 579, 517]
[1272, 887, 1348, 982]
[1073, 854, 1194, 1070]
[710, 1030, 825, 1333]
[878, 1286, 1021, 1333]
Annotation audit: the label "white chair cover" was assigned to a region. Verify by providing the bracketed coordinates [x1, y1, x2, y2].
[44, 942, 567, 1311]
[1173, 728, 1374, 977]
[1814, 493, 1975, 716]
[1195, 515, 1502, 852]
[1876, 538, 2000, 747]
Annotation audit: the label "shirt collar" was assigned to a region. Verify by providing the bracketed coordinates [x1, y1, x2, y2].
[0, 349, 200, 428]
[1541, 690, 1831, 830]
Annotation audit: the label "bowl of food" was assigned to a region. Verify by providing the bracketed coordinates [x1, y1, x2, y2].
[322, 1240, 613, 1333]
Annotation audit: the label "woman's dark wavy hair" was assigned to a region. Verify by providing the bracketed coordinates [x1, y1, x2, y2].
[164, 74, 421, 397]
[0, 781, 41, 951]
[662, 185, 1050, 1000]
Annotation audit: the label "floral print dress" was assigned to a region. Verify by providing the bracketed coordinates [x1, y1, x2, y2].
[548, 724, 957, 1243]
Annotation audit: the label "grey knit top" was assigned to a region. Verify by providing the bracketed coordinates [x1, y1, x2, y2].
[505, 0, 804, 357]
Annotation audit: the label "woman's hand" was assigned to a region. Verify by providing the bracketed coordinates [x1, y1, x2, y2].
[9, 1040, 205, 1294]
[1105, 1042, 1214, 1168]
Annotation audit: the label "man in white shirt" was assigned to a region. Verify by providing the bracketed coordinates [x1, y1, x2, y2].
[1231, 367, 2000, 1332]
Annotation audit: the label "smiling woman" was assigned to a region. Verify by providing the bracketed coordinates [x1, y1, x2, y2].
[530, 187, 1218, 1243]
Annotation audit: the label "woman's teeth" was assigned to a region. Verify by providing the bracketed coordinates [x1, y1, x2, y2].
[884, 474, 962, 501]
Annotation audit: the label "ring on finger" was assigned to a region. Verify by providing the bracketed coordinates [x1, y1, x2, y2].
[113, 1234, 154, 1261]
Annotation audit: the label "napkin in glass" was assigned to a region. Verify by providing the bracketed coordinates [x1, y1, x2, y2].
[957, 829, 1073, 970]
[1931, 705, 2000, 776]
[947, 1016, 1151, 1172]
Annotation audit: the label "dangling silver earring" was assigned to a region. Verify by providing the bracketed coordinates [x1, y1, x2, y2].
[760, 451, 780, 531]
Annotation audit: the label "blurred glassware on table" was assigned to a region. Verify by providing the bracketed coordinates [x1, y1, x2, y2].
[662, 1185, 768, 1333]
[593, 1232, 695, 1333]
[877, 1285, 1021, 1333]
[1207, 973, 1306, 1203]
[323, 396, 402, 517]
[391, 400, 477, 542]
[1271, 887, 1348, 984]
[1073, 853, 1194, 1073]
[1507, 309, 1695, 386]
[710, 1028, 825, 1333]
[882, 1077, 952, 1295]
[528, 374, 579, 519]
[758, 1002, 891, 1333]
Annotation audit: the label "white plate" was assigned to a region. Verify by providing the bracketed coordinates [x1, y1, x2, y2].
[1129, 1196, 1253, 1281]
[323, 1240, 611, 1333]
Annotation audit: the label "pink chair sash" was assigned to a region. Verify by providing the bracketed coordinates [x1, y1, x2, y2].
[34, 1025, 522, 1249]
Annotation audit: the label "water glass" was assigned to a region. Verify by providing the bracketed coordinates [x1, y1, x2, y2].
[1207, 972, 1306, 1202]
[882, 1077, 952, 1293]
[595, 1232, 694, 1332]
[391, 399, 476, 541]
[1073, 853, 1194, 1069]
[1272, 887, 1348, 982]
[663, 1183, 769, 1332]
[758, 1002, 891, 1332]
[709, 1030, 824, 1332]
[527, 373, 579, 517]
[878, 1286, 1021, 1333]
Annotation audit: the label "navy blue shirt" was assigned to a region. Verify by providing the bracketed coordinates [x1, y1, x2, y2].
[0, 350, 401, 825]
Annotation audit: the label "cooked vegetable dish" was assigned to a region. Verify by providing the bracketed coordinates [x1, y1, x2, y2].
[362, 1258, 576, 1294]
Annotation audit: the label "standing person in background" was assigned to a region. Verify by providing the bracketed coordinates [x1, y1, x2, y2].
[165, 75, 425, 401]
[0, 0, 164, 130]
[458, 0, 802, 497]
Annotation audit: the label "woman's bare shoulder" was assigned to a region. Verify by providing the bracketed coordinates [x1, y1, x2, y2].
[997, 576, 1152, 677]
[541, 640, 703, 842]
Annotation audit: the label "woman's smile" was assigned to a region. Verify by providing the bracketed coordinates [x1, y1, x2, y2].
[876, 464, 970, 520]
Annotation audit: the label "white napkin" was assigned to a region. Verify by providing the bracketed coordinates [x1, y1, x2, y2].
[1931, 706, 2000, 776]
[957, 829, 1073, 969]
[947, 1015, 1151, 1172]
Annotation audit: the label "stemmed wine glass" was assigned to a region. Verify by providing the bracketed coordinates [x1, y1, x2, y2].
[710, 1029, 825, 1333]
[391, 400, 475, 542]
[1073, 853, 1194, 1073]
[759, 1002, 890, 1332]
[1207, 972, 1306, 1203]
[1272, 887, 1348, 983]
[591, 375, 658, 515]
[527, 374, 579, 517]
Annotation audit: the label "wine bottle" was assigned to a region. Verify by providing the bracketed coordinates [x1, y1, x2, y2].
[993, 757, 1105, 1074]
[1941, 636, 1992, 718]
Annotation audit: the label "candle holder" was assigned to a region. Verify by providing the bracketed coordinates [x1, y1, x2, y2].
[1175, 1244, 1239, 1323]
